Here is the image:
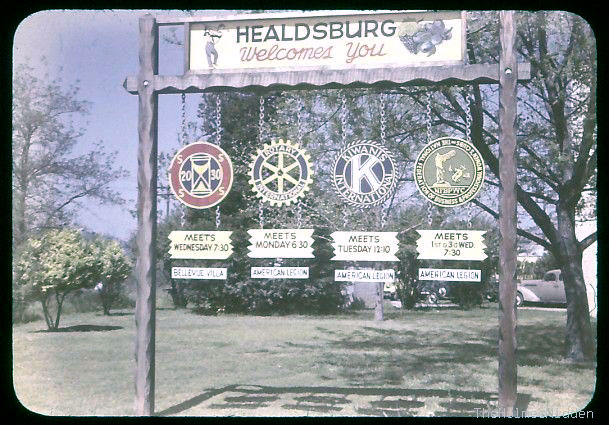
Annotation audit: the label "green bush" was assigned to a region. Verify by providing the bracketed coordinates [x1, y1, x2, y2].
[188, 276, 346, 315]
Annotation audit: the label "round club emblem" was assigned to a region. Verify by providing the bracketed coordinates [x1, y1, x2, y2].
[168, 141, 233, 209]
[414, 137, 485, 207]
[333, 140, 398, 208]
[249, 139, 313, 206]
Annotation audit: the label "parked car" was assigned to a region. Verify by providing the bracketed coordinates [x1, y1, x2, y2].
[516, 269, 566, 306]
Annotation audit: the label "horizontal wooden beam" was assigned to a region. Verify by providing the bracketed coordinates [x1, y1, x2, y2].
[123, 62, 531, 95]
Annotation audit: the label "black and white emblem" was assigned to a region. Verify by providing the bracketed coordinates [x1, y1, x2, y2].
[332, 140, 397, 208]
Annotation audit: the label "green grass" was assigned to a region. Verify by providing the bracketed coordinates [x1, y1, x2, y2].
[12, 304, 596, 416]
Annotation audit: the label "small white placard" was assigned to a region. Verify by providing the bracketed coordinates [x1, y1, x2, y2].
[171, 267, 227, 280]
[416, 230, 487, 261]
[334, 269, 395, 282]
[251, 267, 309, 279]
[418, 268, 481, 282]
[247, 229, 314, 258]
[331, 231, 399, 262]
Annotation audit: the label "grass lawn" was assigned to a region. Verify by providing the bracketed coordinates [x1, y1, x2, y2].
[12, 303, 596, 417]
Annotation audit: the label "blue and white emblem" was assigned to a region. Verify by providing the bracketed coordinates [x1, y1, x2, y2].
[333, 140, 397, 208]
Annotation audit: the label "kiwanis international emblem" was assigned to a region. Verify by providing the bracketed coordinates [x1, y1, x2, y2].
[168, 141, 233, 209]
[414, 137, 485, 207]
[249, 139, 313, 206]
[333, 140, 397, 208]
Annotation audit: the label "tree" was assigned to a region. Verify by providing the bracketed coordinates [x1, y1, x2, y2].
[14, 229, 99, 330]
[394, 11, 595, 361]
[12, 62, 128, 246]
[93, 238, 132, 315]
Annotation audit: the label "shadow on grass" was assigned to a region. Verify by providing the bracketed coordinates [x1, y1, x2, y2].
[32, 324, 123, 333]
[156, 384, 531, 417]
[95, 312, 134, 317]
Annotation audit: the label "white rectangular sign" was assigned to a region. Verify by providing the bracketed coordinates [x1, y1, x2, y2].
[334, 269, 395, 282]
[331, 231, 399, 262]
[251, 267, 309, 279]
[168, 231, 233, 260]
[247, 229, 314, 258]
[172, 267, 227, 280]
[418, 268, 481, 282]
[416, 230, 487, 261]
[189, 11, 464, 72]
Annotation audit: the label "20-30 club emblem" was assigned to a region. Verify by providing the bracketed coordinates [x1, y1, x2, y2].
[414, 137, 485, 207]
[333, 140, 397, 208]
[168, 142, 233, 209]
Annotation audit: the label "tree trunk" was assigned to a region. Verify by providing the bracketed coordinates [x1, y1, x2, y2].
[557, 205, 595, 362]
[54, 292, 66, 330]
[40, 296, 53, 330]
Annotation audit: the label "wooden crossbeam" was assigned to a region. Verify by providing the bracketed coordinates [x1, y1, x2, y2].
[123, 63, 531, 95]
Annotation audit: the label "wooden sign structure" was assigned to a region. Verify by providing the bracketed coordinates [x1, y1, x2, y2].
[124, 10, 527, 416]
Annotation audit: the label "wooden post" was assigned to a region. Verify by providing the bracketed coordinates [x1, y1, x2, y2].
[374, 282, 384, 321]
[498, 11, 518, 415]
[134, 14, 158, 416]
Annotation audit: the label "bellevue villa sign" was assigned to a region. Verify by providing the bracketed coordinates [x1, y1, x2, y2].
[124, 10, 529, 416]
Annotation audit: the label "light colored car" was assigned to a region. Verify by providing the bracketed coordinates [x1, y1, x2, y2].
[516, 269, 566, 306]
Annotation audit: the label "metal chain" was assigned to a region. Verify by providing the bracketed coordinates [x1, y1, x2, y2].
[297, 96, 304, 145]
[340, 91, 348, 147]
[259, 96, 266, 143]
[380, 93, 386, 145]
[427, 203, 433, 227]
[258, 200, 265, 228]
[465, 90, 473, 143]
[466, 203, 473, 228]
[180, 92, 187, 228]
[426, 91, 433, 143]
[296, 199, 303, 228]
[215, 94, 222, 145]
[380, 208, 388, 229]
[342, 208, 349, 229]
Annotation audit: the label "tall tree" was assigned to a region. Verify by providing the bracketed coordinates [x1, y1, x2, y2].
[12, 62, 128, 246]
[395, 11, 596, 361]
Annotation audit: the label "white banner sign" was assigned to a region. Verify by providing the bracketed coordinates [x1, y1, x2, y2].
[331, 231, 399, 261]
[168, 231, 233, 259]
[418, 268, 481, 282]
[247, 229, 314, 258]
[416, 230, 487, 261]
[172, 267, 227, 280]
[335, 269, 395, 282]
[189, 11, 464, 72]
[251, 267, 309, 279]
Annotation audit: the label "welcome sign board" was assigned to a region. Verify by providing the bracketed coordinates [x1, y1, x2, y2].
[188, 11, 465, 73]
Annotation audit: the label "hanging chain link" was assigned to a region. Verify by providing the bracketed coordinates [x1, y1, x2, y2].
[180, 93, 187, 228]
[215, 94, 222, 145]
[427, 203, 433, 227]
[258, 200, 265, 229]
[296, 199, 303, 228]
[340, 91, 348, 147]
[259, 96, 266, 143]
[380, 208, 388, 229]
[342, 208, 349, 229]
[465, 90, 473, 143]
[380, 92, 387, 145]
[426, 90, 433, 143]
[297, 96, 304, 145]
[466, 203, 473, 228]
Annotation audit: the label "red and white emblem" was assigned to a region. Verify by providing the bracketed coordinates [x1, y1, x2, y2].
[168, 142, 233, 209]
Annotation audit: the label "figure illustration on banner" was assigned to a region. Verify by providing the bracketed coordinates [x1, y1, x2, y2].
[204, 24, 224, 68]
[433, 149, 456, 186]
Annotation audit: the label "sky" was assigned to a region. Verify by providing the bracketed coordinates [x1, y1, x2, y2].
[13, 9, 237, 241]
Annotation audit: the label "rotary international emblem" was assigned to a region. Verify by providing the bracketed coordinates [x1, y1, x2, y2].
[168, 141, 233, 209]
[414, 137, 485, 207]
[249, 139, 313, 206]
[333, 140, 397, 208]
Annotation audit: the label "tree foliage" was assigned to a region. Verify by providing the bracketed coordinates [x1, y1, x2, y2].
[12, 62, 128, 246]
[93, 238, 132, 315]
[14, 229, 99, 330]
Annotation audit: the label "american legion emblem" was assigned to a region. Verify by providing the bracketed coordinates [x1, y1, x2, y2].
[333, 140, 398, 208]
[168, 141, 233, 209]
[414, 137, 485, 207]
